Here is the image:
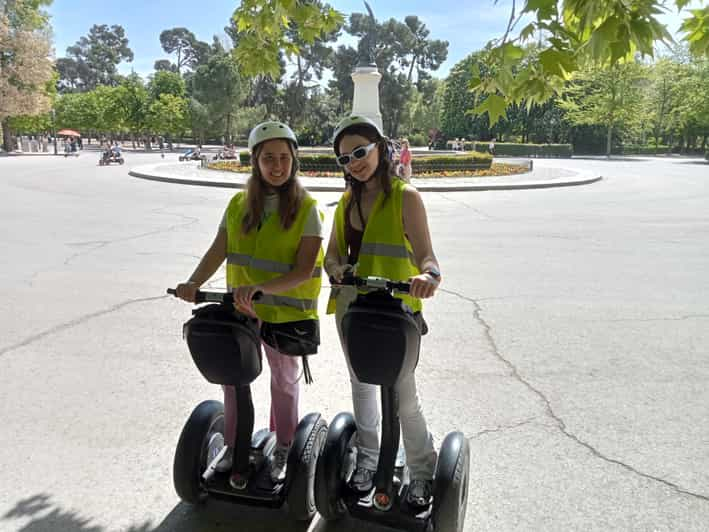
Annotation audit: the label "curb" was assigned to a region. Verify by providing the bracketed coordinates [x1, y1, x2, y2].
[129, 164, 603, 192]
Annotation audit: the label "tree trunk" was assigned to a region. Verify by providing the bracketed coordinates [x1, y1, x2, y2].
[606, 123, 613, 158]
[2, 119, 15, 152]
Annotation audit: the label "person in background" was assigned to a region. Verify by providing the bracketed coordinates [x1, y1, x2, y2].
[398, 138, 412, 182]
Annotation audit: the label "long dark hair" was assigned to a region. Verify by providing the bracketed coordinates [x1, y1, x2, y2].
[242, 140, 305, 233]
[334, 124, 396, 216]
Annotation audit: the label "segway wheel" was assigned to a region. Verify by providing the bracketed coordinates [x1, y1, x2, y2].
[286, 413, 328, 521]
[119, 158, 124, 165]
[431, 432, 470, 532]
[173, 400, 224, 504]
[315, 412, 357, 521]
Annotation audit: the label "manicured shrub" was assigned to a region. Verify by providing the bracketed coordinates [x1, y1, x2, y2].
[469, 142, 573, 158]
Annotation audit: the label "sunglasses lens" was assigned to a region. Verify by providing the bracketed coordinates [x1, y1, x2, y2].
[336, 155, 350, 166]
[352, 147, 367, 159]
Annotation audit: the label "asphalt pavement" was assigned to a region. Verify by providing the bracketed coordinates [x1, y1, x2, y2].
[0, 152, 707, 532]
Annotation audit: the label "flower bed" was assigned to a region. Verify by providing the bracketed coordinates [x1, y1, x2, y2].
[208, 161, 529, 178]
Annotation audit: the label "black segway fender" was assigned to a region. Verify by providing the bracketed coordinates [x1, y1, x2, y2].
[173, 400, 225, 505]
[431, 431, 470, 532]
[315, 412, 357, 521]
[285, 412, 328, 521]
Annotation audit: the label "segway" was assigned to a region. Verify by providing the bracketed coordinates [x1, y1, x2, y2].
[167, 288, 328, 520]
[314, 276, 470, 532]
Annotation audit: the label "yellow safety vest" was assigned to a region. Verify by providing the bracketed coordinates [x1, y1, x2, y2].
[226, 192, 323, 324]
[327, 178, 422, 314]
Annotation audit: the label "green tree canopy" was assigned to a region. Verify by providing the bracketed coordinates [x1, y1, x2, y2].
[58, 24, 134, 91]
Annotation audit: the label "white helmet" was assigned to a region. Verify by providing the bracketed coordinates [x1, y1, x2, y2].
[332, 115, 383, 145]
[248, 121, 298, 151]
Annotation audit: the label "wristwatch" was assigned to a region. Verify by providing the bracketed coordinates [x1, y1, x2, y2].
[424, 266, 441, 281]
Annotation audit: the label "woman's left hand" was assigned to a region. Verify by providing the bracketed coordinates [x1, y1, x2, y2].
[408, 273, 439, 299]
[232, 285, 263, 315]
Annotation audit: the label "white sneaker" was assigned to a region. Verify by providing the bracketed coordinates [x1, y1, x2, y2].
[350, 466, 376, 492]
[270, 443, 290, 484]
[214, 446, 233, 473]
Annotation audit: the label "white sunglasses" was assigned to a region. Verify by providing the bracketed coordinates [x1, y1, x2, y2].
[336, 143, 377, 167]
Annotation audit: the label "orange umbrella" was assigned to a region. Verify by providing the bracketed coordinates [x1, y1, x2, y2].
[57, 129, 80, 136]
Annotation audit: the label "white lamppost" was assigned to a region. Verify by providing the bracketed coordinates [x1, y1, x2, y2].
[349, 2, 383, 132]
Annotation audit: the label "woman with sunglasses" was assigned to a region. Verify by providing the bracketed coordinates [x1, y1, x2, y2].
[324, 115, 442, 508]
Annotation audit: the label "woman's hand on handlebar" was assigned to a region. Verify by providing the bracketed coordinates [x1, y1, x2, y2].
[175, 281, 199, 303]
[233, 285, 262, 316]
[329, 263, 353, 283]
[409, 273, 438, 299]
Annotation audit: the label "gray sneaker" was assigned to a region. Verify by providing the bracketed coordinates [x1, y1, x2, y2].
[270, 443, 290, 484]
[406, 479, 433, 507]
[350, 466, 376, 492]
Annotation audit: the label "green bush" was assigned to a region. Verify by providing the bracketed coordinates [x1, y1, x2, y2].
[407, 133, 427, 147]
[467, 142, 573, 158]
[621, 144, 671, 155]
[705, 150, 709, 161]
[412, 153, 492, 173]
[297, 152, 493, 173]
[239, 151, 251, 165]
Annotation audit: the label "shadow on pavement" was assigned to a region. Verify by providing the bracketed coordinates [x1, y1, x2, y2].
[2, 493, 393, 532]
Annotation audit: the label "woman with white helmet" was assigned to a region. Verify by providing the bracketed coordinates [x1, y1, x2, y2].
[175, 121, 324, 490]
[324, 115, 441, 507]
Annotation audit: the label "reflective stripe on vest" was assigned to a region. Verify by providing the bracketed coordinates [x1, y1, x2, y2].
[228, 253, 322, 278]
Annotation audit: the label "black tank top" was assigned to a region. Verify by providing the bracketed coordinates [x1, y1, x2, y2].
[344, 199, 364, 265]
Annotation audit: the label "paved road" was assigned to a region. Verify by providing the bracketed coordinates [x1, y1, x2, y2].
[0, 153, 707, 532]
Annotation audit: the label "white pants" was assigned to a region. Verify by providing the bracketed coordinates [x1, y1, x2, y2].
[335, 287, 437, 479]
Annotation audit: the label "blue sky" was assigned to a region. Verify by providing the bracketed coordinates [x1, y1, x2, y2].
[47, 0, 698, 82]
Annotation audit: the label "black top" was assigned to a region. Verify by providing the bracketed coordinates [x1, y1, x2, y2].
[345, 199, 365, 265]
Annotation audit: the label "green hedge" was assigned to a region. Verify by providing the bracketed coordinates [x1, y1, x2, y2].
[466, 142, 573, 158]
[297, 153, 493, 172]
[621, 144, 671, 155]
[412, 153, 492, 172]
[705, 150, 709, 161]
[239, 151, 494, 172]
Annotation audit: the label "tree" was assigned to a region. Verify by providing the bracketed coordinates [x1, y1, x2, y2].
[225, 0, 709, 128]
[157, 27, 210, 74]
[146, 93, 187, 139]
[153, 59, 176, 73]
[0, 1, 54, 151]
[467, 0, 709, 124]
[148, 70, 185, 100]
[190, 53, 242, 143]
[559, 62, 647, 156]
[59, 24, 134, 91]
[329, 11, 449, 137]
[231, 0, 344, 77]
[441, 52, 491, 140]
[115, 74, 148, 145]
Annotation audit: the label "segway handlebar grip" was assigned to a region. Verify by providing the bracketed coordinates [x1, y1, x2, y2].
[328, 276, 411, 294]
[166, 288, 262, 304]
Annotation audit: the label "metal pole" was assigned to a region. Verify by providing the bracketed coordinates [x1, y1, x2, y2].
[51, 109, 57, 155]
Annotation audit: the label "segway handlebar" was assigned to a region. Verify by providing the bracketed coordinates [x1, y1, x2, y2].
[166, 288, 262, 304]
[329, 274, 410, 294]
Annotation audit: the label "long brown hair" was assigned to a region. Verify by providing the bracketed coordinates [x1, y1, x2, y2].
[334, 124, 395, 215]
[241, 140, 305, 233]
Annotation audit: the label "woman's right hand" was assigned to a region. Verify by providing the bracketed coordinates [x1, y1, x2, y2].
[175, 281, 199, 302]
[329, 263, 353, 283]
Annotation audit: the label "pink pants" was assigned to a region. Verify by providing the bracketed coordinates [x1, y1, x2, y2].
[222, 341, 300, 447]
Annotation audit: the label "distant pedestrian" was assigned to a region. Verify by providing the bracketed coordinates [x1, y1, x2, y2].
[398, 138, 412, 182]
[488, 138, 496, 157]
